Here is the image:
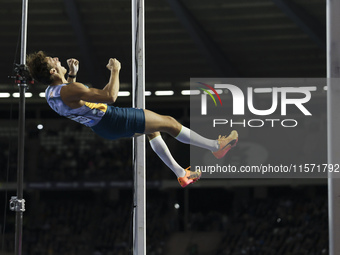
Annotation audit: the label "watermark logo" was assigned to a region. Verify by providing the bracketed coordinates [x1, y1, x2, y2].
[200, 84, 314, 116]
[190, 78, 328, 179]
[192, 79, 319, 128]
[197, 82, 223, 108]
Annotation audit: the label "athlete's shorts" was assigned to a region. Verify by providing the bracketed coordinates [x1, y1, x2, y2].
[91, 106, 145, 140]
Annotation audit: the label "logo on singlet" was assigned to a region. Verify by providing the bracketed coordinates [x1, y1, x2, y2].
[67, 115, 93, 125]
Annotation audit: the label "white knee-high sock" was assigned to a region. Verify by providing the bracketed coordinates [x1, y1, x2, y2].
[175, 126, 219, 152]
[149, 135, 186, 178]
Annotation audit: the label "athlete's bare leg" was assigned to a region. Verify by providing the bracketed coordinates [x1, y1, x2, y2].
[142, 109, 237, 155]
[141, 109, 238, 187]
[143, 109, 181, 137]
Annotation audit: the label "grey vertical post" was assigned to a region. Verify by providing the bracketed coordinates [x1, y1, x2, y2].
[13, 1, 28, 254]
[132, 0, 146, 254]
[327, 1, 340, 254]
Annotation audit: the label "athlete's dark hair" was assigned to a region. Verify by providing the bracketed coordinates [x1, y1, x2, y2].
[26, 51, 53, 85]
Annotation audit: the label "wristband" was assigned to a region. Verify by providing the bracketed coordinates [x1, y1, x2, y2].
[68, 74, 76, 78]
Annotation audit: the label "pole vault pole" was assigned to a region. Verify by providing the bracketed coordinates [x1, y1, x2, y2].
[9, 0, 29, 254]
[131, 0, 146, 254]
[327, 1, 340, 254]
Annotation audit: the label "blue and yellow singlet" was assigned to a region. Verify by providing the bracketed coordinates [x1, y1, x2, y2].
[45, 84, 107, 127]
[45, 83, 145, 140]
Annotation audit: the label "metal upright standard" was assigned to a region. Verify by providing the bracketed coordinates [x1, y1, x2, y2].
[131, 0, 146, 254]
[9, 0, 29, 255]
[327, 1, 340, 254]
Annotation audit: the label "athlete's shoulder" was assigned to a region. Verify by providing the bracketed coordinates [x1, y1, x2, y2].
[45, 84, 65, 100]
[65, 82, 89, 89]
[60, 82, 91, 103]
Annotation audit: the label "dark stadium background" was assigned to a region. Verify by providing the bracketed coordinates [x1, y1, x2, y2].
[0, 0, 327, 254]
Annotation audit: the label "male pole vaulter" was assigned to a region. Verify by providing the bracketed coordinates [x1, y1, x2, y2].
[27, 51, 238, 187]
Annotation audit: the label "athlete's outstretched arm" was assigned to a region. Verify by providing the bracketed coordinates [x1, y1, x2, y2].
[59, 58, 121, 105]
[67, 58, 79, 83]
[102, 58, 121, 102]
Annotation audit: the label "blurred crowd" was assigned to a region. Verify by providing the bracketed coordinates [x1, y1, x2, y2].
[0, 188, 328, 255]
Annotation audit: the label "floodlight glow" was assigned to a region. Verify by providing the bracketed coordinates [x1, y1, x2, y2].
[181, 90, 200, 95]
[0, 93, 10, 98]
[155, 90, 174, 96]
[118, 91, 130, 97]
[12, 92, 32, 98]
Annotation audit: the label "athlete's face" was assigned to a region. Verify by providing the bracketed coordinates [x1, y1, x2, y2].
[46, 56, 67, 75]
